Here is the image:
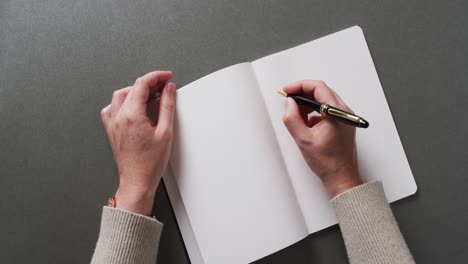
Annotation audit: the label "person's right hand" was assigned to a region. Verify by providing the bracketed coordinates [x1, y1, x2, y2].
[282, 80, 362, 197]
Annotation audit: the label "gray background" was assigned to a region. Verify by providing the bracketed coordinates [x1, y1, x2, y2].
[1, 0, 467, 263]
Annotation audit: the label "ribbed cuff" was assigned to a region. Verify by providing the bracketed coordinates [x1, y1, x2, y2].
[91, 207, 163, 264]
[331, 181, 414, 264]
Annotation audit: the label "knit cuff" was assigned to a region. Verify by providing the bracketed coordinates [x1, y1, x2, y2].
[331, 181, 414, 264]
[91, 207, 163, 264]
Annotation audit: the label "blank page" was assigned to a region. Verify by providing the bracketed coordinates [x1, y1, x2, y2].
[252, 26, 417, 233]
[163, 167, 204, 264]
[168, 63, 308, 264]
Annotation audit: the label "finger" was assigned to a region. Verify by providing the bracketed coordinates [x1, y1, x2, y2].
[111, 86, 132, 117]
[147, 79, 170, 101]
[100, 104, 111, 131]
[100, 104, 116, 154]
[283, 98, 310, 144]
[155, 83, 176, 139]
[126, 71, 173, 113]
[283, 80, 340, 106]
[307, 115, 324, 128]
[328, 88, 354, 113]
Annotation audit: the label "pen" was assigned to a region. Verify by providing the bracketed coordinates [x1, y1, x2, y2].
[277, 91, 369, 128]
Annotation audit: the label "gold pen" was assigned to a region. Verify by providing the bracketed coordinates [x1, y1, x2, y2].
[277, 91, 369, 128]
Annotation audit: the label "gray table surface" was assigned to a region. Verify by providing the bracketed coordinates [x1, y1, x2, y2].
[1, 0, 467, 263]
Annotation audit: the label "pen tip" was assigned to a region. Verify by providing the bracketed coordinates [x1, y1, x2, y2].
[359, 119, 369, 128]
[277, 91, 287, 97]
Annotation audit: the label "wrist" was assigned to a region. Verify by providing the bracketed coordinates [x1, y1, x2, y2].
[114, 186, 156, 216]
[321, 169, 361, 198]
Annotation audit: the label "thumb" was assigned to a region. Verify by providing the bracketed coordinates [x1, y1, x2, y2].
[155, 83, 176, 139]
[283, 98, 310, 144]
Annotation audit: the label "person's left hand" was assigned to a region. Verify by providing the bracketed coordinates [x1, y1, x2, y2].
[100, 71, 176, 216]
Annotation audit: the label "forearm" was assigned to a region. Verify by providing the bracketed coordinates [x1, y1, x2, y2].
[331, 181, 415, 264]
[91, 207, 163, 264]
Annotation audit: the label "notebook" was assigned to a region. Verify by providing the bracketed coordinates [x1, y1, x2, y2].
[163, 26, 417, 264]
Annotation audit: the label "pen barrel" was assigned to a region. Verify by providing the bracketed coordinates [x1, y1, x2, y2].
[290, 95, 322, 112]
[325, 106, 362, 127]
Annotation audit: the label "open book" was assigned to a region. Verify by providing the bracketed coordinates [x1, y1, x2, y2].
[164, 26, 417, 264]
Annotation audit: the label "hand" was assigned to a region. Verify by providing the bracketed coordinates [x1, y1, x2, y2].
[282, 80, 361, 197]
[100, 71, 176, 215]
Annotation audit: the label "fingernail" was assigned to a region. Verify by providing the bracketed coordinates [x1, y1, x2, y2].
[285, 97, 293, 110]
[164, 70, 173, 78]
[167, 83, 176, 95]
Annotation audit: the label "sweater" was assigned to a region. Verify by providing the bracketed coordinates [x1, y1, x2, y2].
[91, 181, 415, 264]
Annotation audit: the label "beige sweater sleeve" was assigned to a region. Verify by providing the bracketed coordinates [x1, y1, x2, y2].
[91, 181, 414, 264]
[91, 207, 163, 264]
[331, 181, 415, 264]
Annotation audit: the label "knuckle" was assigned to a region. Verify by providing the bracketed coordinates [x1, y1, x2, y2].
[139, 76, 149, 85]
[100, 107, 109, 118]
[157, 128, 173, 141]
[282, 113, 296, 126]
[317, 80, 327, 87]
[300, 80, 312, 87]
[135, 77, 142, 85]
[162, 101, 175, 111]
[121, 112, 136, 125]
[296, 136, 312, 149]
[282, 115, 292, 125]
[317, 81, 330, 92]
[112, 90, 124, 100]
[125, 116, 134, 125]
